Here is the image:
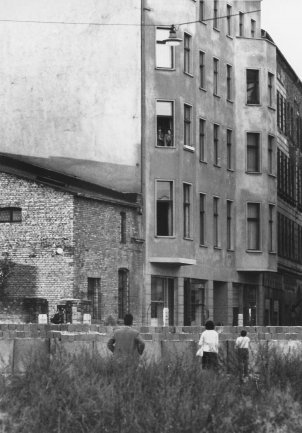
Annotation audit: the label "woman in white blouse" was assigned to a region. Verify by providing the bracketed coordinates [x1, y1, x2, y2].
[198, 320, 219, 371]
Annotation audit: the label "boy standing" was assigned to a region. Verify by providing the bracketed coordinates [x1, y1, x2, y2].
[235, 329, 250, 381]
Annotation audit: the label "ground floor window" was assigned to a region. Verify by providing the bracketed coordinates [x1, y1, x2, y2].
[243, 285, 257, 326]
[184, 279, 207, 325]
[87, 278, 101, 321]
[151, 276, 175, 326]
[118, 269, 129, 320]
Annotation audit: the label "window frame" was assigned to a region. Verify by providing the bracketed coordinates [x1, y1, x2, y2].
[227, 128, 233, 170]
[239, 12, 244, 37]
[246, 202, 261, 251]
[213, 196, 220, 248]
[246, 68, 260, 105]
[184, 103, 193, 148]
[199, 0, 205, 22]
[0, 207, 22, 223]
[226, 4, 232, 36]
[268, 72, 274, 107]
[183, 183, 193, 239]
[155, 179, 175, 237]
[246, 132, 261, 173]
[268, 204, 276, 253]
[155, 27, 175, 70]
[156, 99, 175, 148]
[213, 58, 219, 96]
[268, 134, 275, 175]
[199, 50, 205, 89]
[199, 118, 206, 162]
[213, 0, 219, 29]
[226, 64, 232, 101]
[199, 193, 206, 246]
[226, 199, 233, 250]
[213, 123, 220, 166]
[120, 211, 126, 244]
[184, 32, 192, 75]
[251, 19, 256, 38]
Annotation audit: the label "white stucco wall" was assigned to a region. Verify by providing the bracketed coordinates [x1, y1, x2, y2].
[0, 0, 142, 191]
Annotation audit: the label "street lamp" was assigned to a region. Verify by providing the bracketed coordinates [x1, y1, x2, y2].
[163, 25, 182, 46]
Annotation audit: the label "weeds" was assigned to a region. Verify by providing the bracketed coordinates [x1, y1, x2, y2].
[0, 348, 302, 432]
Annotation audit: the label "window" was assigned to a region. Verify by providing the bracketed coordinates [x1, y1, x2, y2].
[227, 129, 232, 170]
[251, 19, 255, 38]
[0, 207, 22, 223]
[199, 118, 206, 161]
[120, 212, 126, 243]
[184, 104, 192, 147]
[268, 72, 274, 107]
[199, 51, 205, 89]
[213, 58, 219, 95]
[156, 180, 173, 236]
[226, 5, 232, 36]
[183, 183, 192, 238]
[226, 64, 232, 100]
[156, 28, 174, 69]
[151, 276, 175, 326]
[277, 91, 286, 133]
[213, 124, 219, 165]
[184, 279, 206, 325]
[239, 12, 244, 36]
[87, 278, 101, 320]
[246, 69, 260, 104]
[118, 269, 129, 320]
[184, 33, 192, 74]
[268, 135, 274, 175]
[268, 205, 275, 253]
[199, 193, 206, 245]
[247, 203, 260, 250]
[213, 0, 218, 29]
[213, 197, 219, 247]
[227, 200, 233, 250]
[156, 100, 174, 147]
[199, 0, 205, 22]
[247, 132, 260, 173]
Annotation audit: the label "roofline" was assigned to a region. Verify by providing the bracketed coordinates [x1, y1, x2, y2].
[0, 153, 141, 209]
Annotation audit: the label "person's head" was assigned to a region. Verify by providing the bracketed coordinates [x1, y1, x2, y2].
[124, 313, 133, 326]
[205, 320, 215, 330]
[241, 329, 247, 337]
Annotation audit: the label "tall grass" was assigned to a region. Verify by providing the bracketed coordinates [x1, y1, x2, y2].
[1, 348, 302, 432]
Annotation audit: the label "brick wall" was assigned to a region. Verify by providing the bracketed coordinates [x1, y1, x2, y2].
[73, 197, 144, 323]
[0, 173, 75, 315]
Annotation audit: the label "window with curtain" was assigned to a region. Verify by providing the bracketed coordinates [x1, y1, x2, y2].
[247, 203, 260, 250]
[247, 132, 260, 172]
[246, 69, 260, 104]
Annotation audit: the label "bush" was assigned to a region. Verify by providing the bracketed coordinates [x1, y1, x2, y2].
[0, 348, 302, 432]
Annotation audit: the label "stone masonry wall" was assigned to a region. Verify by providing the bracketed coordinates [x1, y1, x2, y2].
[0, 172, 75, 315]
[1, 325, 302, 374]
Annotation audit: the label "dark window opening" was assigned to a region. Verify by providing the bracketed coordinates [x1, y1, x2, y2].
[0, 207, 22, 223]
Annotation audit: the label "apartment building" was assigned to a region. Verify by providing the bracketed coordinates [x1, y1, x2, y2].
[274, 48, 302, 325]
[0, 0, 298, 325]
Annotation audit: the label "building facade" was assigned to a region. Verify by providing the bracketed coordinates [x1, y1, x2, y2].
[0, 155, 143, 321]
[0, 0, 301, 325]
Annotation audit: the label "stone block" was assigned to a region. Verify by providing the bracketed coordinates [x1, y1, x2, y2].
[0, 339, 14, 374]
[13, 338, 50, 374]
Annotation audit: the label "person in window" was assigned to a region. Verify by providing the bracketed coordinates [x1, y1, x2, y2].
[157, 129, 165, 146]
[107, 313, 145, 364]
[164, 129, 173, 146]
[198, 320, 219, 371]
[235, 329, 250, 382]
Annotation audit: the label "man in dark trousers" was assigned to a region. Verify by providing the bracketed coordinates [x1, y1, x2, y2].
[107, 313, 145, 362]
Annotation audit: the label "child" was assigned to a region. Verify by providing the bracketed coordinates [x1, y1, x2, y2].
[235, 329, 250, 381]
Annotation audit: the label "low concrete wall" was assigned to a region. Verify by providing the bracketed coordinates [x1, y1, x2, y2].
[1, 325, 302, 374]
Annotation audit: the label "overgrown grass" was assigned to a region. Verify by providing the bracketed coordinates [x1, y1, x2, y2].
[1, 347, 302, 432]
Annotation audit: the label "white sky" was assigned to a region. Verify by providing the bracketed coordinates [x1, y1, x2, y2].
[261, 0, 302, 80]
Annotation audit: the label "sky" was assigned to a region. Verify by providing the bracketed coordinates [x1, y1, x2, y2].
[261, 0, 302, 79]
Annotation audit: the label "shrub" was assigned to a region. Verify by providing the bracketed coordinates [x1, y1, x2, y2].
[0, 348, 302, 432]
